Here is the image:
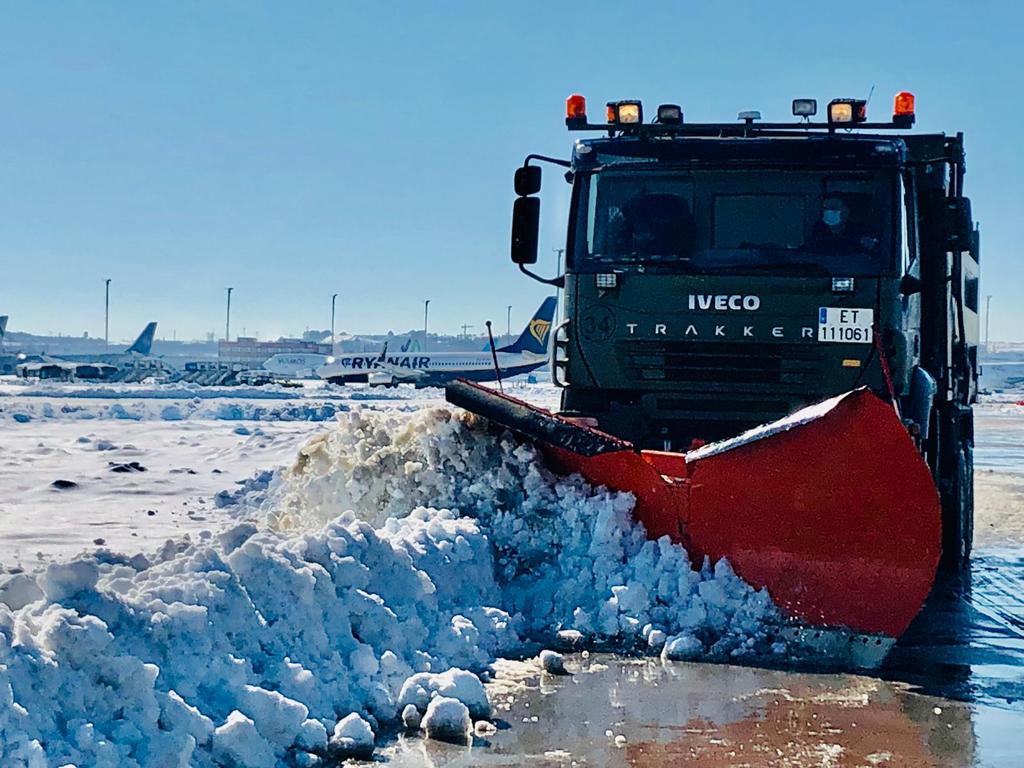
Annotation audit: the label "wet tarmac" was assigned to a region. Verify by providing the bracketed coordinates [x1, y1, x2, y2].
[379, 653, 1009, 766]
[374, 546, 1023, 766]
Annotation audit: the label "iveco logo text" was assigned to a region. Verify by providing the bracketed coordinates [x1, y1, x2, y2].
[688, 295, 761, 311]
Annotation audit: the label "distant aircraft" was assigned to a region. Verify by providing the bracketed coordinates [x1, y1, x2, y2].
[316, 297, 556, 387]
[262, 336, 423, 380]
[16, 322, 166, 380]
[262, 353, 331, 379]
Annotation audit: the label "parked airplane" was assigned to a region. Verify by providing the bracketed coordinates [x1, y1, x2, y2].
[316, 297, 556, 387]
[262, 335, 424, 380]
[262, 353, 331, 379]
[16, 322, 166, 380]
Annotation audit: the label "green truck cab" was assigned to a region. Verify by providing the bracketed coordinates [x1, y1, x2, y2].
[511, 93, 979, 566]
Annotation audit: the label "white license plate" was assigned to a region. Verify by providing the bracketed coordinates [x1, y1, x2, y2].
[818, 307, 873, 343]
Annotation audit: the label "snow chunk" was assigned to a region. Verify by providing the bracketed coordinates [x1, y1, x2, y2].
[398, 668, 491, 720]
[38, 559, 99, 602]
[295, 718, 328, 752]
[212, 711, 276, 768]
[401, 703, 422, 731]
[328, 713, 375, 759]
[662, 633, 704, 661]
[0, 573, 43, 610]
[539, 649, 567, 675]
[237, 684, 308, 753]
[423, 696, 472, 744]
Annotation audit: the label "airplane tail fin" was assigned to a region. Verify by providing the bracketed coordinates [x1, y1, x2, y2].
[127, 322, 157, 355]
[0, 316, 7, 340]
[498, 296, 557, 355]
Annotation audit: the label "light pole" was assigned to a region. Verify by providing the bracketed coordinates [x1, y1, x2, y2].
[331, 293, 338, 353]
[104, 278, 111, 349]
[985, 294, 993, 353]
[506, 305, 512, 340]
[225, 287, 234, 342]
[423, 299, 430, 349]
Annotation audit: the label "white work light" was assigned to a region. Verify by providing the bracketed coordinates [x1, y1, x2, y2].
[596, 273, 618, 289]
[656, 104, 683, 124]
[792, 98, 817, 117]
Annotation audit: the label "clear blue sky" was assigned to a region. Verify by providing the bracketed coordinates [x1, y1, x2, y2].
[0, 1, 1020, 342]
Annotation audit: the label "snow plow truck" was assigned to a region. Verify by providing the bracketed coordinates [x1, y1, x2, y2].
[446, 92, 979, 658]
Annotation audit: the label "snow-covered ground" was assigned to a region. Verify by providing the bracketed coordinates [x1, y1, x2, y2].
[1, 378, 779, 766]
[0, 376, 1020, 767]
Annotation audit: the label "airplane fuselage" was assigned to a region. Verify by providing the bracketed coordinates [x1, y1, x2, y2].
[317, 350, 546, 387]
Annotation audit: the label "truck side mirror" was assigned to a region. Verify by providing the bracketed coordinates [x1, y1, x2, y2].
[511, 197, 540, 265]
[514, 165, 542, 196]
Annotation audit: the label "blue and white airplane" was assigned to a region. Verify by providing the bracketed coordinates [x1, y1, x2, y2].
[16, 322, 163, 379]
[315, 297, 556, 387]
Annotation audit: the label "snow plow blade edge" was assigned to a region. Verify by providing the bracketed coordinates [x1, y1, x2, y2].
[445, 380, 941, 640]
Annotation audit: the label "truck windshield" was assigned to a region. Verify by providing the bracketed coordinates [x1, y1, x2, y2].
[575, 168, 895, 276]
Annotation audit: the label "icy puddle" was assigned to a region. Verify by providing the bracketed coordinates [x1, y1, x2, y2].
[375, 654, 1009, 767]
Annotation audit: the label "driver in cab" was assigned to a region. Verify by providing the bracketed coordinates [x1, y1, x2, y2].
[810, 195, 879, 253]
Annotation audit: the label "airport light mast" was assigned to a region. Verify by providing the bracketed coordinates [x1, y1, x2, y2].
[507, 305, 512, 340]
[331, 293, 339, 354]
[104, 278, 111, 350]
[225, 287, 233, 342]
[423, 299, 430, 350]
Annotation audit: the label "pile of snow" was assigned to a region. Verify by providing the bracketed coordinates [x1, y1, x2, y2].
[0, 406, 783, 766]
[267, 408, 778, 646]
[0, 398, 349, 423]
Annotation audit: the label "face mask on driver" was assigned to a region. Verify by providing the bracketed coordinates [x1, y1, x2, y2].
[822, 209, 844, 226]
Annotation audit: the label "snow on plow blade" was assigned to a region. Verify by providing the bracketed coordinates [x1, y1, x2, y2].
[445, 381, 941, 641]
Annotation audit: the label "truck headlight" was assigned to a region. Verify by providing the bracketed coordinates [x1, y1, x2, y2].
[596, 273, 618, 289]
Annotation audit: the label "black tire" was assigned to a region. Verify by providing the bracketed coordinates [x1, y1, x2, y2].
[940, 422, 974, 571]
[960, 442, 974, 561]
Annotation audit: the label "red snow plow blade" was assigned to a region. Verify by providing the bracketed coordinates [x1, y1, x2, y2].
[446, 381, 941, 640]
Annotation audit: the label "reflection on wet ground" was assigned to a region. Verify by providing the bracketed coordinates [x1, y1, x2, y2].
[373, 554, 1022, 766]
[885, 549, 1024, 710]
[380, 655, 992, 767]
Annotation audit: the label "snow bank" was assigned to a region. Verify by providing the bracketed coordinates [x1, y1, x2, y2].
[0, 397, 348, 423]
[0, 406, 783, 766]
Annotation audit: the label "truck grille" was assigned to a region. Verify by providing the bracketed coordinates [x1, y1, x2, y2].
[616, 340, 826, 386]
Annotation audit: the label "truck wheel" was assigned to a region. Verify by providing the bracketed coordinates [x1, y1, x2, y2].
[960, 443, 974, 561]
[941, 440, 974, 571]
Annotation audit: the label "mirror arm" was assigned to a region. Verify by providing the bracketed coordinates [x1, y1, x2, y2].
[519, 264, 565, 288]
[525, 154, 572, 169]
